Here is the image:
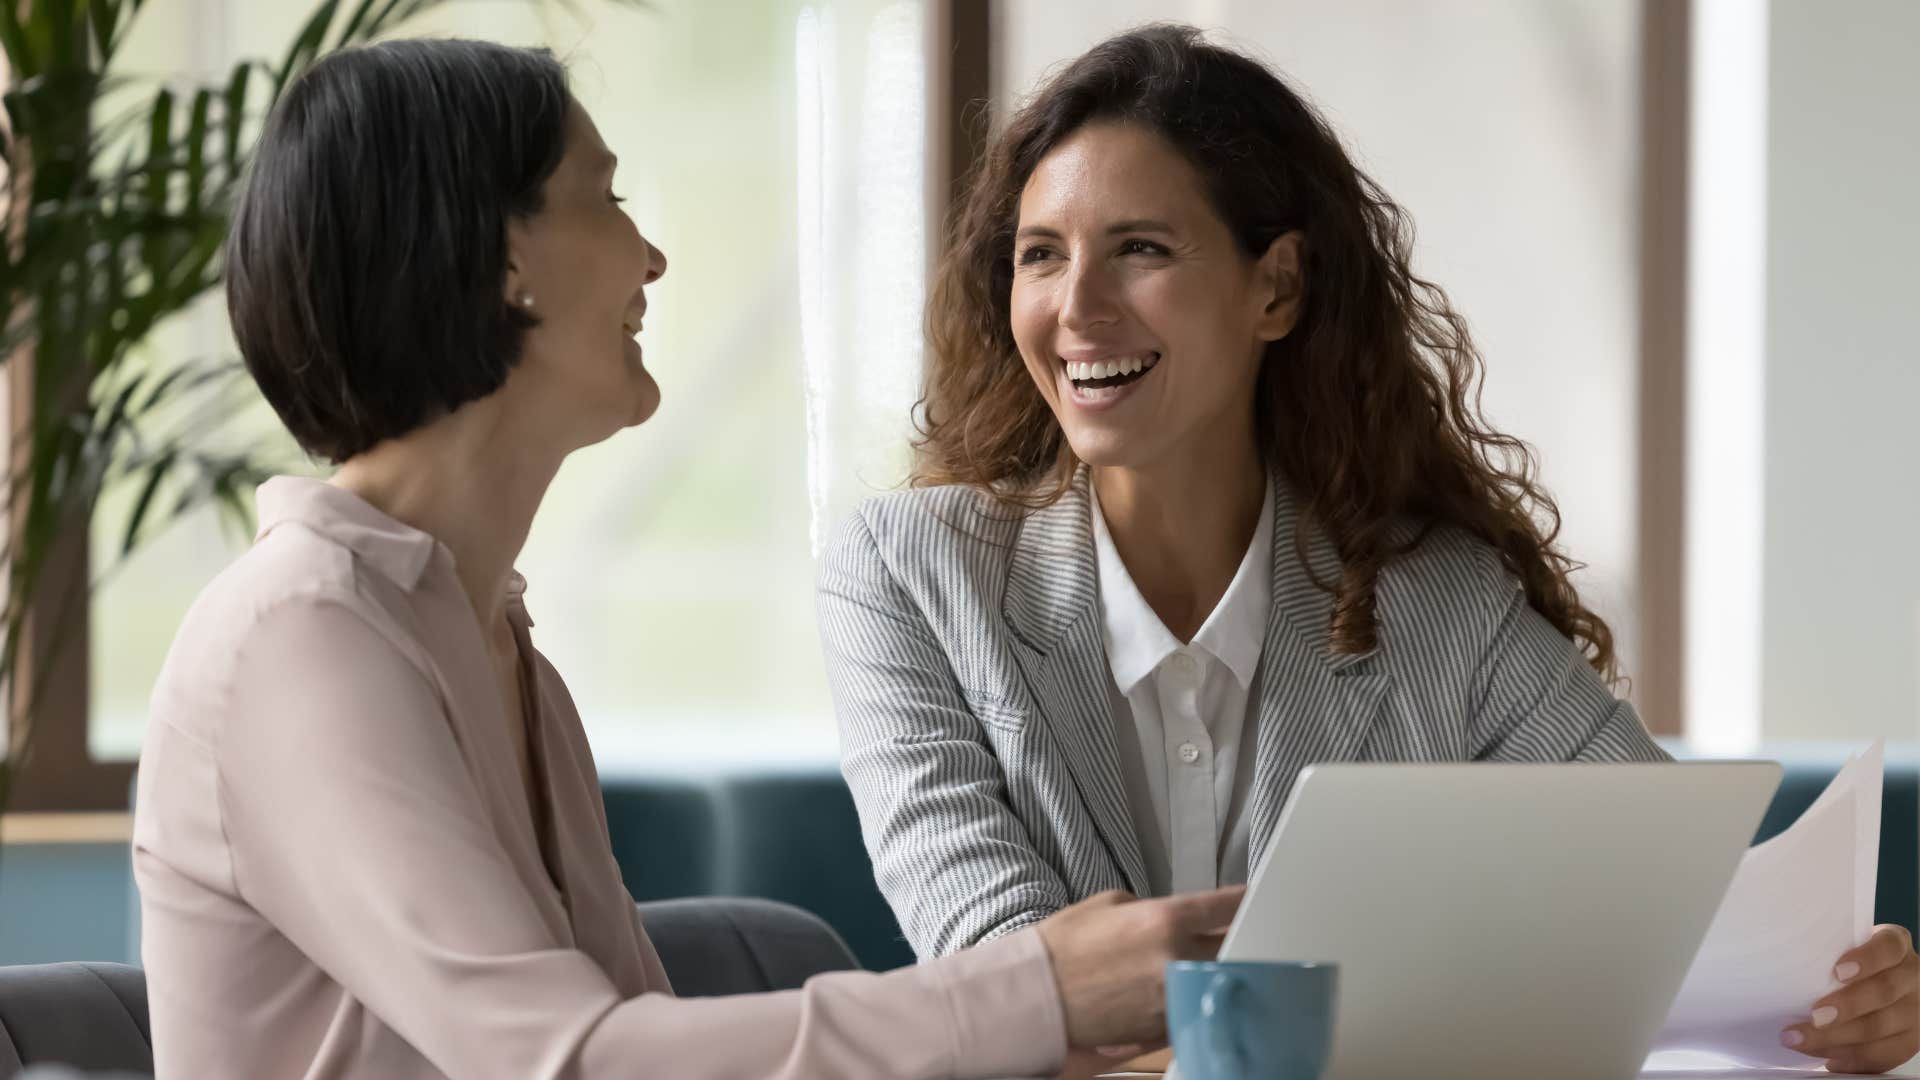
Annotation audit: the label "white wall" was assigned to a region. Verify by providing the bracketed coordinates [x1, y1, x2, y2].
[1759, 0, 1920, 743]
[996, 1, 1646, 692]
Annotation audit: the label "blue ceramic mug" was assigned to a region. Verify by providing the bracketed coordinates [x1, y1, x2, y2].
[1166, 960, 1337, 1080]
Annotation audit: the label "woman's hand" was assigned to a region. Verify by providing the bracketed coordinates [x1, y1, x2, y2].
[1037, 886, 1245, 1050]
[1781, 924, 1918, 1073]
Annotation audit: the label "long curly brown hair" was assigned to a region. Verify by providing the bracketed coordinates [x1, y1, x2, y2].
[915, 23, 1617, 680]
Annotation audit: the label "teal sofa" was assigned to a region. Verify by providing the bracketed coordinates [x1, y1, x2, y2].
[599, 744, 1920, 973]
[600, 765, 920, 971]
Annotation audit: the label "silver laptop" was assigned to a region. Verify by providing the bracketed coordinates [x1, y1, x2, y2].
[1179, 762, 1780, 1080]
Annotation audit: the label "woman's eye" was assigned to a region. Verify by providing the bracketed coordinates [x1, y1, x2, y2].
[1016, 246, 1055, 265]
[1118, 238, 1168, 256]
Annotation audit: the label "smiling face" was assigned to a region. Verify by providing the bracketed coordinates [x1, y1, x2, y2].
[503, 100, 669, 448]
[1008, 121, 1303, 477]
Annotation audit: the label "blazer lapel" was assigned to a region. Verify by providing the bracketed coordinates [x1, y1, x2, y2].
[1004, 469, 1152, 896]
[1248, 479, 1392, 861]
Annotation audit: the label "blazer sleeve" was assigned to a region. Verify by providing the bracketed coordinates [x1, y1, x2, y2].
[1469, 582, 1671, 764]
[816, 509, 1076, 959]
[211, 596, 1066, 1079]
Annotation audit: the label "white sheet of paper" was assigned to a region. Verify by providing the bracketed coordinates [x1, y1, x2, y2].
[1639, 1050, 1918, 1080]
[1117, 1063, 1920, 1078]
[1649, 741, 1884, 1069]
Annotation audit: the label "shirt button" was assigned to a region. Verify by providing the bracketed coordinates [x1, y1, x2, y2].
[1178, 742, 1201, 764]
[1165, 653, 1200, 683]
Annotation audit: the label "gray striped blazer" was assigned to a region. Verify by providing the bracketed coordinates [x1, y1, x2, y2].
[816, 468, 1668, 960]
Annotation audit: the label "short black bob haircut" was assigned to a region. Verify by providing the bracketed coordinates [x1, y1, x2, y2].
[226, 39, 571, 463]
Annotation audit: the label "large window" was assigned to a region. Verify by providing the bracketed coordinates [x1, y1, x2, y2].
[68, 0, 1914, 803]
[89, 0, 934, 764]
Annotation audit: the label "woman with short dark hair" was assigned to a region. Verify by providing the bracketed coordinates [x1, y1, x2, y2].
[133, 38, 1234, 1079]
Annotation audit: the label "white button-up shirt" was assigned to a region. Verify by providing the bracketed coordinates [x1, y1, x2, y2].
[1090, 480, 1274, 896]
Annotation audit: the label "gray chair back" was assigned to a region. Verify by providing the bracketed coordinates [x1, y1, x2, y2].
[0, 962, 151, 1079]
[0, 897, 858, 1077]
[636, 896, 862, 996]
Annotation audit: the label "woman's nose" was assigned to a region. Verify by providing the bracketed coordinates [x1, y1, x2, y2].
[1058, 259, 1118, 332]
[644, 238, 668, 284]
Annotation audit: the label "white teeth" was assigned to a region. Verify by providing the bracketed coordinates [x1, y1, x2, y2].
[1065, 353, 1160, 381]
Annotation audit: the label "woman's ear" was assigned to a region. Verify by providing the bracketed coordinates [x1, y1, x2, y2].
[1253, 230, 1307, 343]
[503, 218, 534, 310]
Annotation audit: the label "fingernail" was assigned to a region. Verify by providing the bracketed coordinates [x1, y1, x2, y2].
[1812, 1006, 1839, 1028]
[1834, 961, 1861, 981]
[1782, 1029, 1805, 1048]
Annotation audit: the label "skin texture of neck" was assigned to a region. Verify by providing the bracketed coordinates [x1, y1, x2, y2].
[330, 390, 563, 644]
[1090, 419, 1266, 643]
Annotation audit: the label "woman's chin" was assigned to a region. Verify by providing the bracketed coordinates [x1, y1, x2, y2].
[577, 366, 660, 444]
[625, 370, 662, 427]
[1064, 429, 1148, 471]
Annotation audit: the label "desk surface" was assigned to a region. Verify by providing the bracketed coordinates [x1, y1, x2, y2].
[1099, 1049, 1920, 1078]
[1098, 1060, 1920, 1068]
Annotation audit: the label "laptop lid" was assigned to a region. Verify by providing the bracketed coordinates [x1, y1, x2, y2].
[1210, 762, 1780, 1080]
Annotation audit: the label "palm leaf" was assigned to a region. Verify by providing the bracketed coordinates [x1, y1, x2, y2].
[331, 0, 391, 52]
[116, 447, 176, 557]
[84, 0, 118, 61]
[182, 87, 211, 211]
[220, 62, 250, 171]
[0, 5, 33, 81]
[271, 0, 342, 98]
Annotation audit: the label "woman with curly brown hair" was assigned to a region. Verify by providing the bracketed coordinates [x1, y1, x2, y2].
[817, 24, 1916, 1073]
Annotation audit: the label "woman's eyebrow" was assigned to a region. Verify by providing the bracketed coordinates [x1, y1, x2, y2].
[1013, 219, 1176, 241]
[1105, 219, 1174, 235]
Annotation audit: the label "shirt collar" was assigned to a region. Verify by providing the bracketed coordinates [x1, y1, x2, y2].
[1091, 477, 1274, 693]
[253, 476, 441, 592]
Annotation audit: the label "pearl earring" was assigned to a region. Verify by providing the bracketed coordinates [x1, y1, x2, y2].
[516, 292, 535, 309]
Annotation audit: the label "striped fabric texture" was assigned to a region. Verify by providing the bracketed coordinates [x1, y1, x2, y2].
[816, 467, 1668, 960]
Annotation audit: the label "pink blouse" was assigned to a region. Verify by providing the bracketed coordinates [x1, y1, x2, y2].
[132, 477, 1067, 1079]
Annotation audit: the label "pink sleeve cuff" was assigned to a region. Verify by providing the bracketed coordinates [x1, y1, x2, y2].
[931, 927, 1069, 1079]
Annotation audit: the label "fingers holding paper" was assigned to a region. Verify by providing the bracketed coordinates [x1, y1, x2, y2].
[1781, 923, 1918, 1073]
